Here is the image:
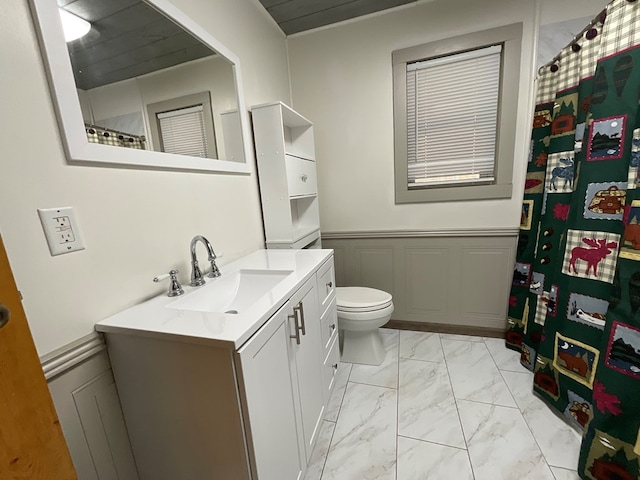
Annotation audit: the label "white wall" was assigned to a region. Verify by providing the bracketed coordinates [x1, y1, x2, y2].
[0, 0, 289, 355]
[87, 80, 143, 125]
[287, 0, 607, 233]
[87, 55, 237, 157]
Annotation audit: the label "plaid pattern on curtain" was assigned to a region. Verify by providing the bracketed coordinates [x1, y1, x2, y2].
[85, 125, 146, 150]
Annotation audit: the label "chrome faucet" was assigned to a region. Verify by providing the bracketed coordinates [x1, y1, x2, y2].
[189, 235, 221, 286]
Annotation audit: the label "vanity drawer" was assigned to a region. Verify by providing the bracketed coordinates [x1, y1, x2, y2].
[320, 299, 337, 354]
[322, 335, 340, 403]
[317, 258, 335, 313]
[286, 155, 317, 197]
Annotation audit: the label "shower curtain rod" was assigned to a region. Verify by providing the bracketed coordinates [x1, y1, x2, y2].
[540, 8, 607, 71]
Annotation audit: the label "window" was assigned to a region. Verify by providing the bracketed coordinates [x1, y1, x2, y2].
[157, 105, 208, 157]
[407, 45, 501, 187]
[393, 23, 523, 203]
[147, 92, 218, 159]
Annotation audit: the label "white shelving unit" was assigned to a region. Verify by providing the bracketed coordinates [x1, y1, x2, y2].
[252, 102, 321, 249]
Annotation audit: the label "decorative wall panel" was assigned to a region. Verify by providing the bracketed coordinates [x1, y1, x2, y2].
[322, 230, 516, 330]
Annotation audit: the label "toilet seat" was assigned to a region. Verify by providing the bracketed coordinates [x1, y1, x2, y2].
[337, 302, 394, 322]
[336, 287, 392, 313]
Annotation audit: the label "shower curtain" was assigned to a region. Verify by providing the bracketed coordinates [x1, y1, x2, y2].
[86, 125, 146, 149]
[507, 0, 640, 478]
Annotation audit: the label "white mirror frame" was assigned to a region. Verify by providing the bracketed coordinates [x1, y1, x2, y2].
[30, 0, 252, 174]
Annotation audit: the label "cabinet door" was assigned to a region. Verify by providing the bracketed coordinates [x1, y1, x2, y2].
[288, 278, 324, 461]
[236, 303, 303, 480]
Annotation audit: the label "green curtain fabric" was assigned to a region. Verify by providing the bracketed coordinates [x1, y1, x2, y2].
[507, 1, 640, 478]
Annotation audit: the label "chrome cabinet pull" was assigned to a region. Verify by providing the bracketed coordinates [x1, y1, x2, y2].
[329, 323, 336, 331]
[301, 174, 308, 182]
[327, 281, 333, 288]
[0, 304, 10, 329]
[289, 313, 301, 345]
[294, 301, 306, 336]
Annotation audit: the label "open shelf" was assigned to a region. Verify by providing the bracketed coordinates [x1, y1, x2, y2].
[284, 125, 315, 160]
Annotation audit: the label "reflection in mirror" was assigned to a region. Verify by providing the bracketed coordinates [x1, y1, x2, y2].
[30, 0, 250, 173]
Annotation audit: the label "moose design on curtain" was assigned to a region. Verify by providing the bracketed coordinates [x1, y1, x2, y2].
[508, 0, 640, 478]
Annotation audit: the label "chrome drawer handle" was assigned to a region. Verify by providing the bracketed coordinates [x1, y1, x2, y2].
[327, 281, 333, 289]
[294, 301, 306, 336]
[289, 313, 301, 345]
[332, 364, 339, 370]
[301, 174, 308, 182]
[329, 323, 336, 331]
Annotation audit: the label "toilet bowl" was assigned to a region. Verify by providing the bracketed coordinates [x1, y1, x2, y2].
[336, 287, 394, 366]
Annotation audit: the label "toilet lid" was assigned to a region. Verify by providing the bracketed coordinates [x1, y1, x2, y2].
[336, 287, 393, 312]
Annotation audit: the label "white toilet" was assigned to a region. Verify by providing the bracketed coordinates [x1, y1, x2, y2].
[336, 287, 394, 366]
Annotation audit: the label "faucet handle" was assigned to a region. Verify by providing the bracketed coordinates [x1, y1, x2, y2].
[153, 270, 184, 297]
[207, 258, 221, 278]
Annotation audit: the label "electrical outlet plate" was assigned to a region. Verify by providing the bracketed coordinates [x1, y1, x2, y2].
[37, 207, 85, 256]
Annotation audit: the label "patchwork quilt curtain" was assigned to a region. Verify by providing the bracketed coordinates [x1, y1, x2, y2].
[507, 1, 640, 478]
[85, 125, 146, 149]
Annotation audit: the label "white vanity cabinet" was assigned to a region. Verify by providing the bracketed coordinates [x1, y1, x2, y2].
[252, 102, 321, 249]
[236, 301, 304, 480]
[98, 251, 338, 480]
[286, 276, 324, 461]
[237, 274, 324, 479]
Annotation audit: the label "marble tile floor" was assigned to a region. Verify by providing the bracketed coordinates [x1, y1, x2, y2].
[304, 329, 583, 480]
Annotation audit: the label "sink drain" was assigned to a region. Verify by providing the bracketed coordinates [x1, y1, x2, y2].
[225, 309, 238, 314]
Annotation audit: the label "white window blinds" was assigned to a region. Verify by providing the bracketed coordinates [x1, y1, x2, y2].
[406, 45, 501, 188]
[157, 105, 208, 158]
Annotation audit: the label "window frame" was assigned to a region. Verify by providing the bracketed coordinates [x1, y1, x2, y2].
[392, 23, 523, 203]
[146, 91, 218, 158]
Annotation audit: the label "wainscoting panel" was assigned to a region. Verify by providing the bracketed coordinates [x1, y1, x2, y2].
[322, 229, 517, 332]
[353, 246, 395, 294]
[460, 245, 515, 328]
[404, 247, 449, 318]
[331, 246, 348, 287]
[45, 334, 139, 480]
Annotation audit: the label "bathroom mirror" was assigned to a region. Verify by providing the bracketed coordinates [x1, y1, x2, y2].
[30, 0, 252, 173]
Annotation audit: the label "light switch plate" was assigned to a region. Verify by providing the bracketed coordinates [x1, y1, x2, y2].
[38, 207, 85, 256]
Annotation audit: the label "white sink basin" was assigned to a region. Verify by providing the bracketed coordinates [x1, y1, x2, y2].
[167, 269, 293, 314]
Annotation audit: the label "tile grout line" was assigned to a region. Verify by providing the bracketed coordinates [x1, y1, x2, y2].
[314, 362, 352, 480]
[485, 338, 558, 476]
[332, 363, 353, 422]
[457, 397, 521, 409]
[398, 355, 445, 364]
[397, 433, 469, 451]
[347, 379, 397, 390]
[396, 333, 401, 480]
[315, 420, 337, 480]
[481, 337, 519, 408]
[439, 333, 477, 480]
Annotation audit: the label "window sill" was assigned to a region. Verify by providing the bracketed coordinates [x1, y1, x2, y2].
[395, 182, 512, 204]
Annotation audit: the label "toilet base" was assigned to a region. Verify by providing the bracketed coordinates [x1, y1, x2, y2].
[340, 328, 385, 366]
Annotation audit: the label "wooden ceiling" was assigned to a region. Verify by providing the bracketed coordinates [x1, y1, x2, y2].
[57, 0, 417, 90]
[59, 0, 213, 90]
[258, 0, 417, 35]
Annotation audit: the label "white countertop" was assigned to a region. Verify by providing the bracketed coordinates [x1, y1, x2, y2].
[95, 249, 333, 350]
